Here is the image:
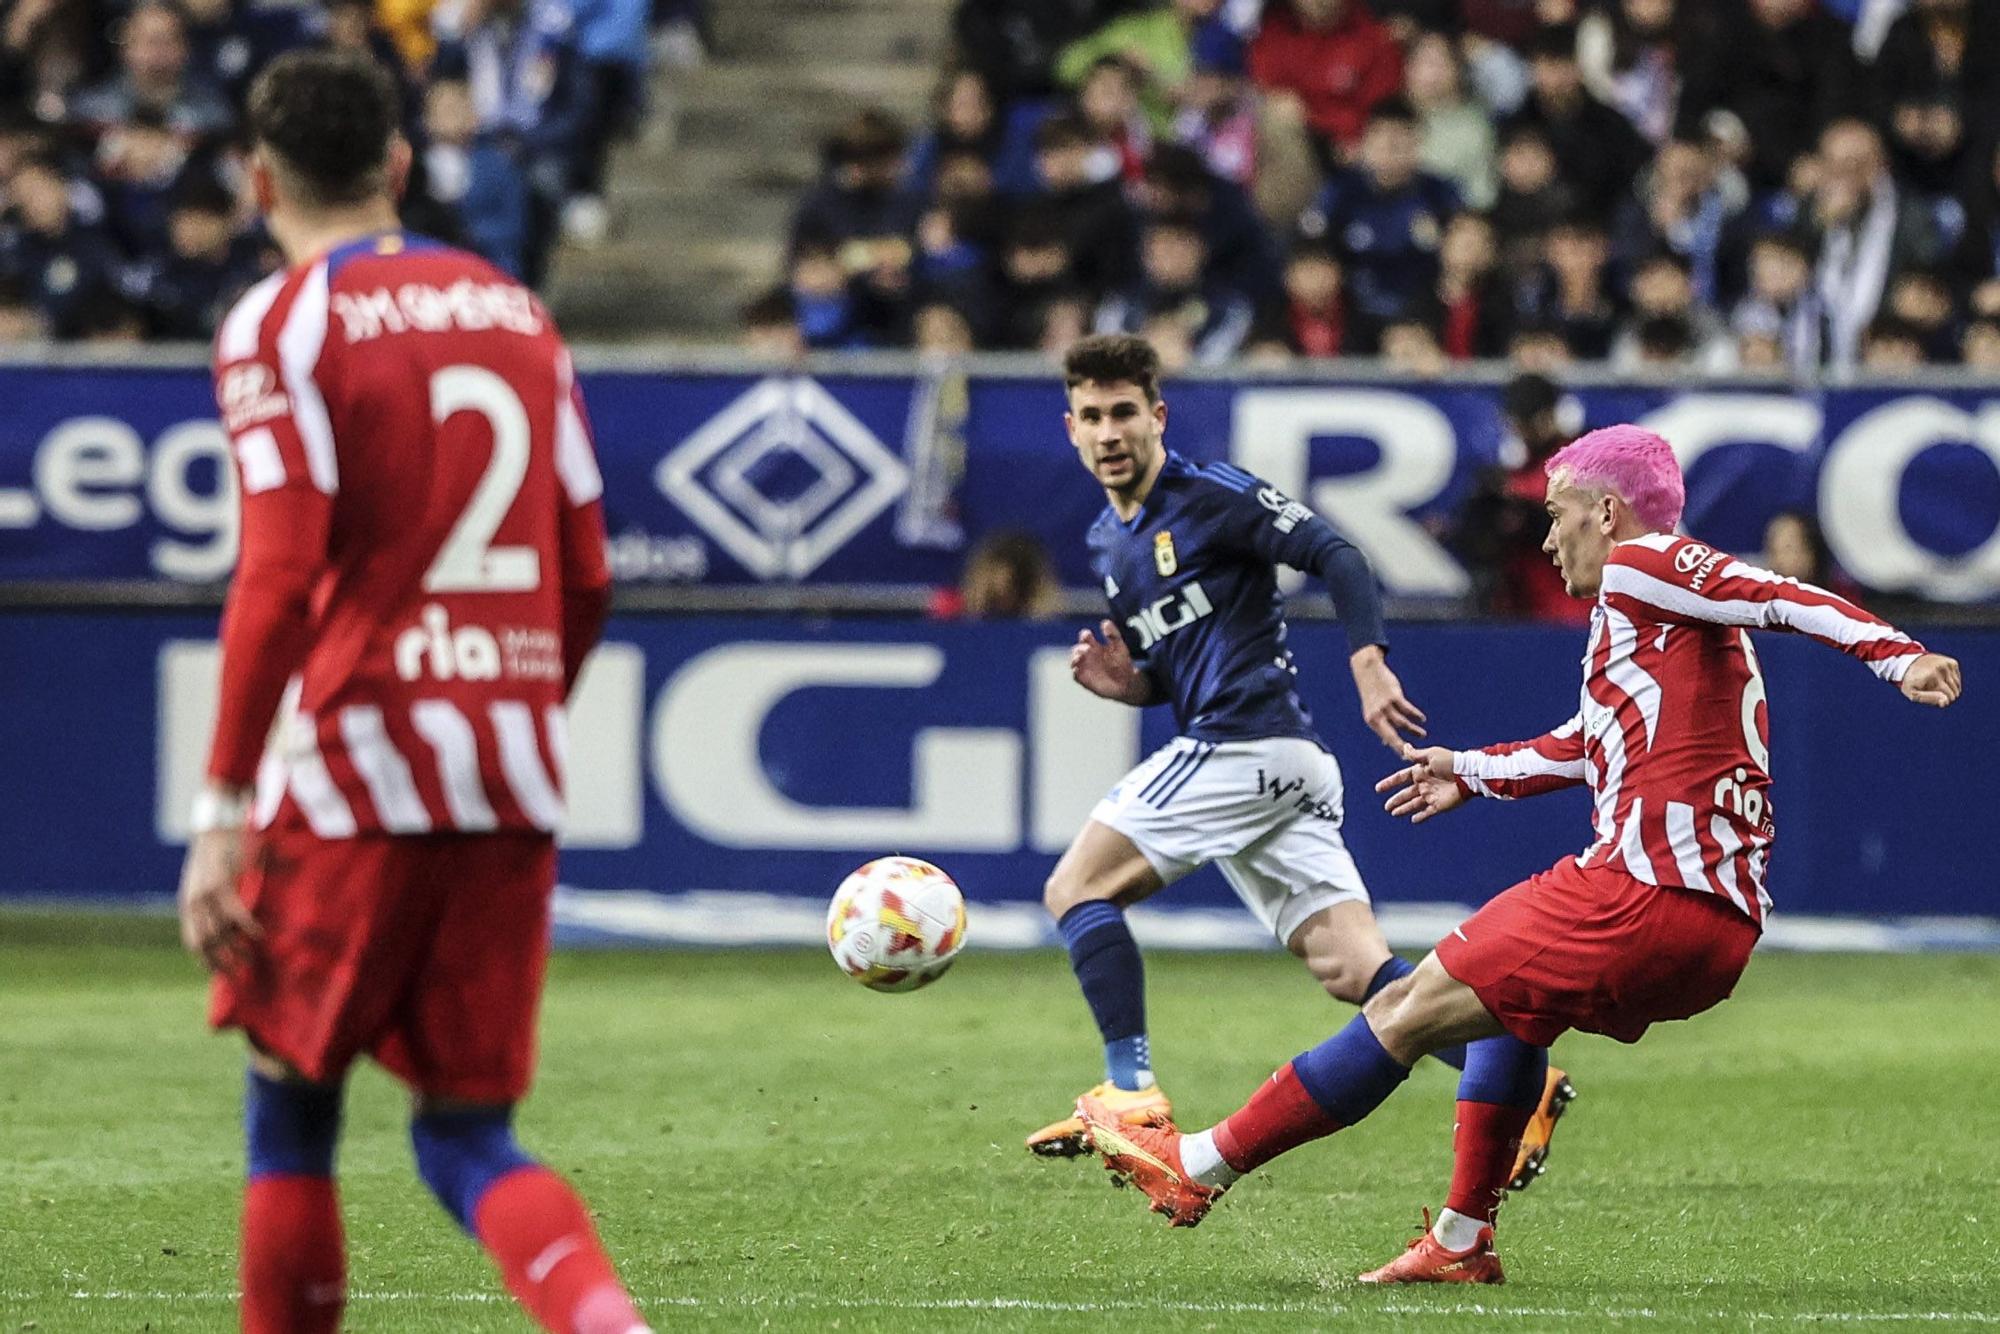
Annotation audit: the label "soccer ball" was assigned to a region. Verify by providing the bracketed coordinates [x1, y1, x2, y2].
[826, 856, 966, 993]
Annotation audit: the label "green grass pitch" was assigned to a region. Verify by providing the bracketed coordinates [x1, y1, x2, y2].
[3, 910, 1998, 1332]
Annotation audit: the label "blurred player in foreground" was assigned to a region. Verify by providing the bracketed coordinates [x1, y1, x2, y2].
[1028, 334, 1574, 1188]
[175, 51, 648, 1334]
[1079, 424, 1963, 1281]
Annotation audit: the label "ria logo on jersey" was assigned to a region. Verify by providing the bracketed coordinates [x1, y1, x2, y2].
[394, 604, 564, 683]
[1126, 582, 1213, 650]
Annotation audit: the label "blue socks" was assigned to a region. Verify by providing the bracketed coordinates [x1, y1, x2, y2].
[1291, 1013, 1412, 1125]
[1456, 1033, 1549, 1109]
[1057, 900, 1152, 1090]
[245, 1069, 342, 1180]
[410, 1109, 537, 1233]
[1365, 955, 1468, 1070]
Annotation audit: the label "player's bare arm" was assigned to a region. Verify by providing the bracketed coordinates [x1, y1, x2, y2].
[177, 784, 262, 973]
[1070, 618, 1155, 705]
[1900, 652, 1962, 708]
[1374, 745, 1466, 824]
[1351, 645, 1427, 750]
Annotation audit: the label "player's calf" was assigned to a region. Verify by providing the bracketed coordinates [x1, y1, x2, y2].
[411, 1107, 652, 1334]
[241, 1068, 346, 1334]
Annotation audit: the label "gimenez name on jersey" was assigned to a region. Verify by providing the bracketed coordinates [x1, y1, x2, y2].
[329, 279, 544, 343]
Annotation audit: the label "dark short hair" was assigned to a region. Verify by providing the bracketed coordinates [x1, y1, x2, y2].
[248, 50, 398, 207]
[1367, 95, 1420, 128]
[1034, 114, 1091, 153]
[1063, 333, 1162, 401]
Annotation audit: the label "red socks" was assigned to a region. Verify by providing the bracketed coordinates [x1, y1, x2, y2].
[473, 1165, 647, 1334]
[1212, 1062, 1345, 1173]
[1445, 1100, 1533, 1224]
[241, 1175, 345, 1334]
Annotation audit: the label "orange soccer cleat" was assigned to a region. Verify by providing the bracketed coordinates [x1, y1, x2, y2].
[1508, 1066, 1576, 1192]
[1075, 1095, 1221, 1227]
[1358, 1211, 1506, 1285]
[1026, 1080, 1173, 1158]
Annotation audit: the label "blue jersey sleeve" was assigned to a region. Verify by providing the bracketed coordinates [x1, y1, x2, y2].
[1207, 474, 1389, 654]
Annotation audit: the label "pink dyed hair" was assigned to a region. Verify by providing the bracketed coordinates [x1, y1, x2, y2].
[1543, 424, 1684, 531]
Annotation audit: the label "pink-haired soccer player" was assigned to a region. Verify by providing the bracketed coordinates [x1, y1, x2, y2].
[1078, 424, 1963, 1281]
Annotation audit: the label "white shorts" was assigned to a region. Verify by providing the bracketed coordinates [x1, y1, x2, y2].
[1090, 735, 1370, 946]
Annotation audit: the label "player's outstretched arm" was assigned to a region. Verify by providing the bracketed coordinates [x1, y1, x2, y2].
[1350, 644, 1427, 750]
[1899, 653, 1963, 708]
[1070, 619, 1155, 706]
[1374, 745, 1467, 824]
[1601, 539, 1955, 698]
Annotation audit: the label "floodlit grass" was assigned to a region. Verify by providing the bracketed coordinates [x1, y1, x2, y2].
[2, 909, 1997, 1331]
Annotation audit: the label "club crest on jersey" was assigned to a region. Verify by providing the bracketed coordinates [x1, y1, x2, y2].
[1154, 530, 1178, 576]
[1256, 485, 1315, 534]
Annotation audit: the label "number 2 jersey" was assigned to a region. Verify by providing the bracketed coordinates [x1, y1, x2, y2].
[207, 232, 612, 838]
[1450, 532, 1927, 925]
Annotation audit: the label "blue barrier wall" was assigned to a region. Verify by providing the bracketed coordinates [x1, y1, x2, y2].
[3, 613, 1991, 919]
[2, 363, 1998, 600]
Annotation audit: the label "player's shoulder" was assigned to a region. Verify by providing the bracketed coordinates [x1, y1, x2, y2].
[213, 267, 300, 366]
[319, 232, 554, 345]
[1604, 532, 1737, 595]
[1185, 458, 1318, 528]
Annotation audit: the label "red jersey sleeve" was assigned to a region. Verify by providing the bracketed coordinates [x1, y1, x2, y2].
[1451, 712, 1588, 800]
[1600, 535, 1927, 685]
[206, 272, 335, 787]
[554, 351, 611, 693]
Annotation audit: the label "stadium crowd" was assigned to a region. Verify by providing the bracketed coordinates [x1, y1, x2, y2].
[0, 0, 705, 341]
[763, 0, 2000, 376]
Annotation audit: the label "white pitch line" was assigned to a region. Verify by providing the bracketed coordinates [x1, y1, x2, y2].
[4, 1290, 1998, 1323]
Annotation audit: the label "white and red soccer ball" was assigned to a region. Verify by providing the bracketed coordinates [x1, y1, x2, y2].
[825, 856, 966, 993]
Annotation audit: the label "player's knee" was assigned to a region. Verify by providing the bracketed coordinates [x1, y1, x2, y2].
[1310, 953, 1375, 1006]
[1043, 867, 1108, 919]
[409, 1107, 536, 1233]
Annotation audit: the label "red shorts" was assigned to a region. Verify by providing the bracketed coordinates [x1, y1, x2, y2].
[1434, 859, 1760, 1047]
[208, 824, 556, 1102]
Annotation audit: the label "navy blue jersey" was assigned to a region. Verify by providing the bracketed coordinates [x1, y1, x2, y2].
[1087, 452, 1388, 743]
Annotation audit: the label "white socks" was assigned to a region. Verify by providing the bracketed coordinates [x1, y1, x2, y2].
[1432, 1207, 1488, 1252]
[1178, 1128, 1243, 1190]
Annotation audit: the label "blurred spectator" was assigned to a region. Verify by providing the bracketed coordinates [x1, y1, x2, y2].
[1247, 0, 1404, 162]
[1860, 313, 1927, 369]
[1759, 508, 1858, 599]
[1961, 315, 2000, 369]
[125, 166, 261, 338]
[1271, 237, 1346, 356]
[1073, 55, 1150, 181]
[0, 151, 131, 340]
[1731, 231, 1820, 376]
[1432, 210, 1510, 358]
[1628, 311, 1695, 367]
[992, 204, 1084, 349]
[1380, 313, 1446, 372]
[565, 0, 651, 244]
[1, 0, 100, 122]
[420, 77, 528, 274]
[0, 273, 39, 338]
[914, 299, 977, 355]
[1575, 0, 1701, 147]
[1300, 96, 1459, 350]
[1095, 212, 1254, 363]
[952, 0, 1137, 102]
[1449, 371, 1590, 622]
[1613, 135, 1749, 311]
[791, 107, 922, 258]
[1953, 138, 2000, 317]
[1136, 143, 1281, 309]
[1612, 250, 1726, 370]
[1873, 0, 1970, 115]
[433, 0, 591, 286]
[92, 110, 195, 258]
[1806, 117, 1945, 371]
[1489, 123, 1576, 270]
[1884, 267, 1955, 361]
[1405, 28, 1496, 209]
[932, 529, 1061, 619]
[740, 286, 805, 359]
[321, 0, 419, 124]
[67, 0, 235, 145]
[1508, 319, 1574, 371]
[1679, 0, 1863, 192]
[1513, 215, 1619, 360]
[1504, 23, 1649, 222]
[908, 68, 1004, 196]
[1054, 0, 1216, 133]
[1022, 113, 1139, 300]
[1169, 21, 1257, 188]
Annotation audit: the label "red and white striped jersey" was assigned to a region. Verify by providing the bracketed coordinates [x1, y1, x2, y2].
[1451, 532, 1927, 925]
[206, 232, 612, 839]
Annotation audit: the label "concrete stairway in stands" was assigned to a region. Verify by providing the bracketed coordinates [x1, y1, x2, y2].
[542, 0, 953, 342]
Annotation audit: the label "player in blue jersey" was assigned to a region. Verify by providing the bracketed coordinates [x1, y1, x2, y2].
[1025, 334, 1574, 1189]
